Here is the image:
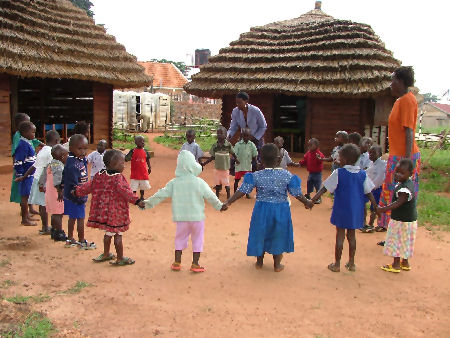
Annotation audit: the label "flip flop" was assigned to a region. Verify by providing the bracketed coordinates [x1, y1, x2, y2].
[375, 226, 387, 232]
[359, 225, 374, 233]
[401, 265, 411, 271]
[377, 241, 385, 246]
[381, 264, 401, 273]
[64, 239, 79, 248]
[171, 262, 182, 271]
[327, 263, 340, 272]
[39, 229, 51, 236]
[345, 262, 356, 272]
[92, 253, 115, 263]
[190, 264, 206, 273]
[110, 257, 135, 266]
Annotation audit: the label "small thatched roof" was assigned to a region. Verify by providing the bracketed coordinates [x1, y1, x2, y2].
[185, 3, 401, 98]
[0, 0, 151, 88]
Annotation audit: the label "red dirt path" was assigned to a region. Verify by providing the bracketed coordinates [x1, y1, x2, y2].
[0, 134, 449, 337]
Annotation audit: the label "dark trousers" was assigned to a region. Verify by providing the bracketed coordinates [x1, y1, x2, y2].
[307, 172, 322, 194]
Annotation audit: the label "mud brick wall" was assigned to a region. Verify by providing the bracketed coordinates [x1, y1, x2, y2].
[172, 101, 222, 124]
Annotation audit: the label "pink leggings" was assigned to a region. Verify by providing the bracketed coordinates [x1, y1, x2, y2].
[175, 221, 205, 252]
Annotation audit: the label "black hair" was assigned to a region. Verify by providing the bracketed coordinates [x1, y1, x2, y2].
[261, 143, 279, 166]
[134, 135, 145, 142]
[14, 113, 30, 126]
[398, 158, 414, 173]
[393, 66, 415, 87]
[45, 130, 60, 144]
[74, 121, 89, 136]
[336, 131, 349, 141]
[348, 132, 362, 145]
[217, 126, 227, 134]
[18, 121, 35, 135]
[340, 143, 360, 165]
[236, 91, 249, 101]
[370, 144, 382, 157]
[69, 134, 87, 147]
[51, 144, 67, 159]
[274, 136, 284, 144]
[360, 136, 373, 147]
[186, 129, 196, 136]
[103, 149, 123, 169]
[98, 139, 107, 145]
[309, 138, 319, 146]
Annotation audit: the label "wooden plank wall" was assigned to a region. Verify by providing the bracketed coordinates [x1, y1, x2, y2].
[0, 74, 11, 156]
[93, 83, 113, 146]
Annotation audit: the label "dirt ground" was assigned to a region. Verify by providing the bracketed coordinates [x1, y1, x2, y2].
[0, 134, 449, 337]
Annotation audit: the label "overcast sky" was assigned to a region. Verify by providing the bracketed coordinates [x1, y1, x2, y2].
[91, 0, 448, 95]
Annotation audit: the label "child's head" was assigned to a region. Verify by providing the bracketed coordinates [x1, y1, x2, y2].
[103, 149, 125, 173]
[273, 136, 284, 149]
[51, 144, 69, 164]
[134, 135, 145, 149]
[335, 131, 348, 146]
[241, 128, 251, 143]
[348, 132, 362, 146]
[97, 139, 107, 154]
[45, 130, 60, 147]
[19, 121, 36, 140]
[360, 136, 373, 153]
[186, 129, 196, 144]
[394, 159, 413, 183]
[14, 113, 30, 131]
[69, 134, 88, 159]
[368, 145, 382, 162]
[308, 138, 319, 151]
[216, 126, 227, 142]
[339, 143, 360, 167]
[74, 121, 90, 140]
[261, 143, 280, 168]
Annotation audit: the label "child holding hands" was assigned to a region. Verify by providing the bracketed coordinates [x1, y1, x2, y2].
[125, 135, 152, 199]
[224, 144, 313, 272]
[233, 128, 258, 196]
[299, 138, 324, 203]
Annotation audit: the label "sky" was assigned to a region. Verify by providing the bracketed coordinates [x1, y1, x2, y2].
[91, 0, 449, 96]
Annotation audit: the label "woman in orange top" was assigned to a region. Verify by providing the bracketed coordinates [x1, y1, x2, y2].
[376, 66, 421, 231]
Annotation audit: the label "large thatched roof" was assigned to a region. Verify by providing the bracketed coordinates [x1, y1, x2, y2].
[0, 0, 151, 88]
[185, 4, 401, 98]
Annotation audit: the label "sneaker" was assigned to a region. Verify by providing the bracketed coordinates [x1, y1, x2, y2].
[54, 230, 67, 242]
[304, 194, 311, 200]
[314, 198, 322, 204]
[78, 240, 96, 250]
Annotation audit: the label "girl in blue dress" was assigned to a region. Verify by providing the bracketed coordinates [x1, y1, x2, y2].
[224, 144, 313, 272]
[312, 144, 378, 272]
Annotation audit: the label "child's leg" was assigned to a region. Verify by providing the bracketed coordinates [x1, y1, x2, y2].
[391, 257, 401, 269]
[346, 229, 356, 270]
[233, 178, 240, 193]
[191, 221, 205, 267]
[52, 214, 63, 231]
[28, 204, 39, 215]
[140, 190, 144, 199]
[329, 227, 346, 272]
[174, 222, 190, 265]
[39, 205, 49, 232]
[193, 252, 201, 265]
[113, 234, 123, 261]
[273, 254, 284, 272]
[368, 210, 377, 227]
[76, 218, 85, 242]
[255, 252, 265, 269]
[225, 186, 231, 199]
[306, 174, 313, 199]
[174, 250, 182, 263]
[215, 185, 222, 198]
[67, 218, 76, 241]
[103, 233, 112, 256]
[21, 195, 36, 225]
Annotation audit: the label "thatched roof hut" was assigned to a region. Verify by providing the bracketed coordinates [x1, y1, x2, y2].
[185, 2, 400, 154]
[0, 0, 151, 154]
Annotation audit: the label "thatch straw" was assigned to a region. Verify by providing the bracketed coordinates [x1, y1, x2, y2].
[0, 0, 151, 88]
[185, 7, 400, 98]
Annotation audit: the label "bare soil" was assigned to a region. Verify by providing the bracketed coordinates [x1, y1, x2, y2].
[0, 134, 449, 337]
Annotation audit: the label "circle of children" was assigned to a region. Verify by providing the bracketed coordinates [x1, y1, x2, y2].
[11, 107, 417, 273]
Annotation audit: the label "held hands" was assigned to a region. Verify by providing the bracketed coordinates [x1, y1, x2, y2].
[39, 185, 46, 193]
[220, 203, 228, 212]
[315, 153, 323, 160]
[304, 199, 314, 210]
[14, 176, 25, 182]
[57, 190, 63, 202]
[148, 168, 152, 174]
[137, 201, 146, 209]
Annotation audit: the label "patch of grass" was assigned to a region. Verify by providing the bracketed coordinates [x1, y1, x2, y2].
[4, 294, 50, 304]
[62, 281, 92, 294]
[112, 128, 150, 150]
[418, 192, 450, 230]
[0, 280, 16, 289]
[154, 134, 217, 153]
[31, 294, 51, 303]
[5, 312, 54, 338]
[0, 258, 10, 267]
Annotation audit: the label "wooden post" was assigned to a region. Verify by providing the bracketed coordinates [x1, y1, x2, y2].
[93, 83, 113, 147]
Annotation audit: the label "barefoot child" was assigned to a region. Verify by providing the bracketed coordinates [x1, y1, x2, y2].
[139, 150, 226, 272]
[63, 134, 95, 249]
[87, 139, 107, 179]
[125, 135, 151, 199]
[233, 128, 258, 197]
[311, 144, 377, 272]
[273, 136, 300, 170]
[13, 121, 38, 226]
[377, 159, 417, 273]
[318, 131, 348, 171]
[75, 150, 141, 266]
[180, 129, 203, 162]
[39, 144, 69, 241]
[299, 138, 324, 203]
[224, 144, 313, 272]
[201, 126, 239, 199]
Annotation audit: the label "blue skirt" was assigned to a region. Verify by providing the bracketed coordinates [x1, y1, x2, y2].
[247, 201, 294, 257]
[18, 177, 33, 197]
[64, 199, 86, 219]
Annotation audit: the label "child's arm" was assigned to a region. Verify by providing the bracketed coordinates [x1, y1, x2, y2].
[38, 166, 48, 192]
[311, 186, 328, 203]
[199, 156, 214, 167]
[224, 191, 245, 208]
[224, 173, 254, 207]
[146, 151, 152, 174]
[124, 149, 133, 162]
[365, 192, 378, 210]
[230, 147, 240, 165]
[295, 194, 314, 209]
[14, 165, 36, 182]
[288, 175, 313, 208]
[377, 193, 409, 214]
[74, 179, 93, 197]
[13, 144, 27, 177]
[140, 181, 174, 209]
[201, 180, 225, 211]
[116, 175, 141, 204]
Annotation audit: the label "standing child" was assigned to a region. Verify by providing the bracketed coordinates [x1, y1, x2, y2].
[224, 144, 313, 272]
[39, 144, 69, 241]
[201, 126, 239, 199]
[377, 159, 418, 273]
[233, 128, 258, 197]
[75, 150, 141, 266]
[139, 150, 226, 272]
[125, 135, 151, 199]
[180, 129, 203, 162]
[311, 144, 377, 272]
[358, 137, 373, 170]
[63, 134, 95, 249]
[87, 139, 107, 179]
[273, 136, 300, 170]
[13, 122, 37, 226]
[318, 131, 348, 171]
[360, 145, 387, 233]
[299, 138, 324, 203]
[348, 132, 362, 147]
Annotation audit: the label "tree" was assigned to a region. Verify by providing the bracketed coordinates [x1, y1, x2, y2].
[423, 93, 438, 103]
[70, 0, 94, 18]
[150, 59, 189, 76]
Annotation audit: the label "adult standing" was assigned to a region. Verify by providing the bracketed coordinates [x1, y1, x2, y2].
[376, 66, 421, 232]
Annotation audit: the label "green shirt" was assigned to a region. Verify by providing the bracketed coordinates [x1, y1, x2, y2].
[391, 180, 417, 222]
[209, 140, 234, 170]
[234, 140, 257, 172]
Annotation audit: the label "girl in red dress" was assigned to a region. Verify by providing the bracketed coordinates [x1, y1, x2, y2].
[75, 149, 141, 266]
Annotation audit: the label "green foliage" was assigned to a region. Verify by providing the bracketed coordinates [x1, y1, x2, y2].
[112, 128, 150, 150]
[150, 59, 188, 75]
[4, 294, 50, 304]
[62, 281, 93, 294]
[422, 93, 439, 103]
[70, 0, 94, 17]
[5, 312, 54, 338]
[418, 192, 450, 230]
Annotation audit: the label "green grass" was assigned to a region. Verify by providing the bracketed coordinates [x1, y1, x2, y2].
[4, 294, 50, 304]
[62, 281, 92, 294]
[154, 134, 217, 153]
[112, 128, 151, 150]
[4, 312, 54, 338]
[418, 126, 448, 134]
[0, 258, 10, 267]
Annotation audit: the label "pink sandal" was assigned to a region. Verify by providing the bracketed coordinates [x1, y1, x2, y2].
[190, 264, 206, 273]
[171, 262, 182, 271]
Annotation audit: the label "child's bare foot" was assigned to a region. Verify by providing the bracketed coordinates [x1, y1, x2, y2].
[29, 208, 39, 215]
[274, 264, 284, 272]
[345, 262, 356, 271]
[273, 254, 284, 272]
[327, 262, 340, 272]
[21, 220, 37, 226]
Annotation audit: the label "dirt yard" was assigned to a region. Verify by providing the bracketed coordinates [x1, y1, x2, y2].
[0, 134, 449, 337]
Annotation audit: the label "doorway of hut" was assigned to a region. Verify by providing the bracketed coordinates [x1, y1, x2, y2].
[11, 77, 94, 143]
[273, 95, 306, 154]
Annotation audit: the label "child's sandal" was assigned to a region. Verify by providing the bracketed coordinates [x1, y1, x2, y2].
[190, 264, 206, 273]
[110, 257, 135, 266]
[78, 240, 96, 250]
[171, 262, 182, 271]
[92, 253, 115, 263]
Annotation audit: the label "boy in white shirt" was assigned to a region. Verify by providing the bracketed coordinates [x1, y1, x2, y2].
[180, 130, 203, 162]
[87, 140, 107, 179]
[358, 137, 373, 170]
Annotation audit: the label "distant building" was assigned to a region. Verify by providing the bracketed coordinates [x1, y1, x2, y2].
[420, 103, 450, 129]
[195, 49, 211, 67]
